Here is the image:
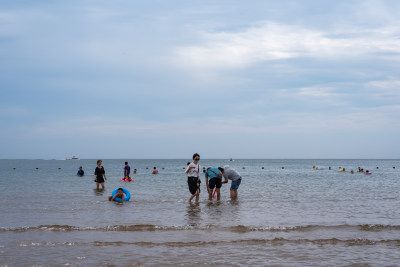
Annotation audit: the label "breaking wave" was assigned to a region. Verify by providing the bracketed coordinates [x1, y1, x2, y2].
[15, 238, 400, 247]
[2, 223, 400, 233]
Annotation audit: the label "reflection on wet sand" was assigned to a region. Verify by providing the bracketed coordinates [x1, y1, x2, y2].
[185, 203, 201, 226]
[229, 198, 239, 206]
[206, 200, 222, 207]
[93, 188, 105, 196]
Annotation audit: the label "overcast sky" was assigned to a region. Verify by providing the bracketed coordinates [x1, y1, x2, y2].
[1, 0, 400, 159]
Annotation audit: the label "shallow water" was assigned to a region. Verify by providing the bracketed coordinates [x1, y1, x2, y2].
[0, 159, 399, 266]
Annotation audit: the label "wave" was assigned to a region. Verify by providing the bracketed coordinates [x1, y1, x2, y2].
[93, 238, 400, 247]
[15, 238, 400, 247]
[2, 224, 400, 233]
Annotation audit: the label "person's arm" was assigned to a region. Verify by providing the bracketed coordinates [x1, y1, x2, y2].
[103, 168, 107, 180]
[219, 172, 227, 184]
[185, 165, 193, 174]
[222, 173, 228, 184]
[186, 165, 197, 174]
[185, 166, 189, 174]
[197, 164, 201, 185]
[205, 171, 209, 188]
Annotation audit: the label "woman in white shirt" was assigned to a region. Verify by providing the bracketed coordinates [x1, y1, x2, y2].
[185, 153, 201, 203]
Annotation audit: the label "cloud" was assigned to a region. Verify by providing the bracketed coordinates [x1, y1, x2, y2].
[0, 106, 31, 117]
[297, 86, 341, 98]
[10, 102, 397, 142]
[351, 79, 400, 105]
[367, 80, 400, 97]
[1, 1, 400, 158]
[173, 21, 400, 71]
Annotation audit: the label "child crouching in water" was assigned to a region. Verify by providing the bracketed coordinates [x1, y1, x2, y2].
[108, 188, 125, 202]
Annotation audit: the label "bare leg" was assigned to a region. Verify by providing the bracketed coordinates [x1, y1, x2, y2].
[230, 189, 238, 199]
[195, 190, 200, 203]
[96, 182, 100, 190]
[189, 194, 195, 203]
[101, 182, 105, 190]
[208, 188, 212, 200]
[216, 188, 221, 201]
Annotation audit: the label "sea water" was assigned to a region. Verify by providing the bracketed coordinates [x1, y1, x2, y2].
[0, 159, 399, 266]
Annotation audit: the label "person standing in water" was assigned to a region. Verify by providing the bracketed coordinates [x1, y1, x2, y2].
[124, 162, 131, 180]
[205, 167, 223, 201]
[220, 165, 242, 199]
[185, 153, 201, 203]
[94, 160, 107, 190]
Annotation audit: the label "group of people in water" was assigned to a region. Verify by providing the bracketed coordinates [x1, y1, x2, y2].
[78, 154, 243, 203]
[78, 157, 399, 204]
[312, 165, 385, 174]
[185, 153, 242, 203]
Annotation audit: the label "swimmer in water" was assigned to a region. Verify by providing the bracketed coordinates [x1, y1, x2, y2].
[108, 188, 125, 202]
[77, 166, 84, 177]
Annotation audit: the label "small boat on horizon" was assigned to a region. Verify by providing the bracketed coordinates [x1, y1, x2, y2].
[66, 156, 80, 160]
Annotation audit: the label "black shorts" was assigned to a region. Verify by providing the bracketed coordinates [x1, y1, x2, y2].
[208, 178, 222, 189]
[187, 176, 200, 195]
[95, 176, 105, 183]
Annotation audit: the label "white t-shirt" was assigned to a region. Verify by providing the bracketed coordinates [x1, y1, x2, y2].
[186, 162, 200, 177]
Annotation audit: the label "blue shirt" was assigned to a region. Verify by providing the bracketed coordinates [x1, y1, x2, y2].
[205, 167, 221, 179]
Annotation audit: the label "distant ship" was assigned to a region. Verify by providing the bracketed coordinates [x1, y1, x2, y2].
[66, 156, 80, 160]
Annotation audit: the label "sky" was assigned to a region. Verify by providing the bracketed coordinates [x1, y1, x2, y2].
[1, 0, 400, 159]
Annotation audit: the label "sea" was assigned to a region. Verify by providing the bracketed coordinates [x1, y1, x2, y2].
[0, 159, 399, 266]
